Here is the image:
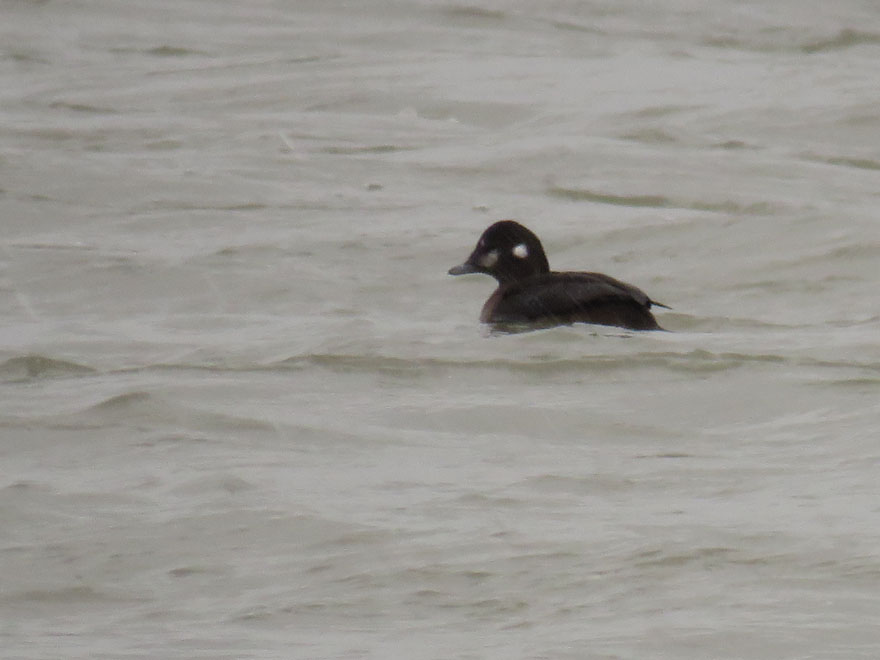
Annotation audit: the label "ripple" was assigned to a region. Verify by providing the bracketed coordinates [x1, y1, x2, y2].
[547, 186, 778, 215]
[0, 355, 95, 383]
[146, 45, 204, 57]
[41, 390, 277, 433]
[277, 348, 870, 378]
[440, 5, 506, 21]
[802, 152, 880, 171]
[801, 29, 880, 54]
[4, 585, 123, 605]
[321, 144, 415, 155]
[48, 101, 118, 114]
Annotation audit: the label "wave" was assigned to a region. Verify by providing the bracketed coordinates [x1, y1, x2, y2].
[701, 28, 880, 55]
[273, 347, 879, 377]
[546, 186, 778, 215]
[800, 29, 880, 54]
[0, 355, 95, 383]
[801, 152, 880, 171]
[45, 390, 276, 433]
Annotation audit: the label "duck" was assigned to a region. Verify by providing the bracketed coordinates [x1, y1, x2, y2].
[449, 220, 668, 330]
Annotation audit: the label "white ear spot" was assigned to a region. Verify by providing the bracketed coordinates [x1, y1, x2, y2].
[479, 250, 499, 268]
[512, 243, 529, 259]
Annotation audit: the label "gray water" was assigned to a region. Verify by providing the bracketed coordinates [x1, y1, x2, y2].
[2, 1, 880, 658]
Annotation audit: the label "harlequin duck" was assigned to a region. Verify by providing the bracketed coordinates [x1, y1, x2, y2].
[449, 220, 668, 330]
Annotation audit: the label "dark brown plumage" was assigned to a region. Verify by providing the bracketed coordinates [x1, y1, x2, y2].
[449, 220, 668, 331]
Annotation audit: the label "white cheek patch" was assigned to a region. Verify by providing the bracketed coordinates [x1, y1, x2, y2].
[512, 243, 529, 259]
[479, 250, 499, 268]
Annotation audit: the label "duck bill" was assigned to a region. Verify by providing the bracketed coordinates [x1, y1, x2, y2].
[448, 261, 481, 276]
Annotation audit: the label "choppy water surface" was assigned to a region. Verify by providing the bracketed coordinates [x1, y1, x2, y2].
[2, 1, 879, 658]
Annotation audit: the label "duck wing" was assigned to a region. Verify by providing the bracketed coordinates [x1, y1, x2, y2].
[488, 272, 665, 330]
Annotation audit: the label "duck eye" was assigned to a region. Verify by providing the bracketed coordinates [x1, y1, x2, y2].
[512, 243, 528, 259]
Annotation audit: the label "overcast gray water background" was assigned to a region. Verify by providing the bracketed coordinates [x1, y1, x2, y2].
[2, 1, 880, 658]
